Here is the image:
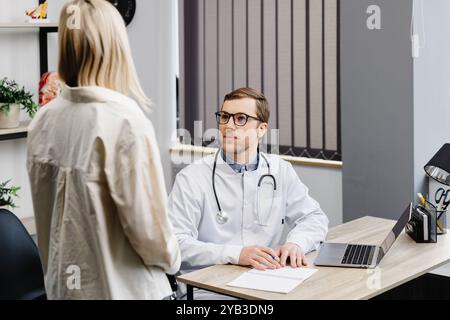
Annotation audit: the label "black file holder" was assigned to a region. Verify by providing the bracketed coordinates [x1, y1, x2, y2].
[406, 205, 437, 243]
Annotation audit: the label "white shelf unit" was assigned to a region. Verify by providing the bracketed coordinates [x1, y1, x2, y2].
[0, 18, 58, 141]
[0, 122, 30, 141]
[0, 22, 59, 28]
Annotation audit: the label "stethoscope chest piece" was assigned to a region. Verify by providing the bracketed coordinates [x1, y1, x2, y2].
[216, 210, 229, 225]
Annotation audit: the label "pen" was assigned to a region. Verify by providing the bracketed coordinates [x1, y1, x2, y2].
[418, 193, 427, 207]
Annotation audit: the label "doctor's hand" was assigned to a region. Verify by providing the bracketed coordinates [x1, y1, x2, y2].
[275, 243, 308, 268]
[238, 246, 282, 271]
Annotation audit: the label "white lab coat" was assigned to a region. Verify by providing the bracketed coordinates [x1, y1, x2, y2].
[27, 86, 181, 300]
[168, 152, 329, 277]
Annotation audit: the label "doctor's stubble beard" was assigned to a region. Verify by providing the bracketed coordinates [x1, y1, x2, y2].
[222, 135, 258, 164]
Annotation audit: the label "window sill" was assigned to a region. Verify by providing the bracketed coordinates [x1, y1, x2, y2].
[170, 144, 343, 169]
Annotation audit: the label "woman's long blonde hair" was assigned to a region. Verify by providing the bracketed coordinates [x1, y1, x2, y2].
[58, 0, 151, 109]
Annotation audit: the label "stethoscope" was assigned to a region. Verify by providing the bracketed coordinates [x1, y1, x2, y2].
[212, 151, 277, 225]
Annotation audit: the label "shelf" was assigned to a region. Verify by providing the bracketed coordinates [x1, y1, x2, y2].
[0, 22, 58, 28]
[0, 122, 29, 141]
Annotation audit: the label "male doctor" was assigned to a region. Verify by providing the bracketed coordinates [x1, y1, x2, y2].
[168, 88, 328, 297]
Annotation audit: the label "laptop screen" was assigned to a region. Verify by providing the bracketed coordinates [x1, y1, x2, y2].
[380, 203, 412, 255]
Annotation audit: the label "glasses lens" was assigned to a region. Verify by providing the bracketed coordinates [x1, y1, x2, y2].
[217, 112, 230, 124]
[235, 114, 248, 126]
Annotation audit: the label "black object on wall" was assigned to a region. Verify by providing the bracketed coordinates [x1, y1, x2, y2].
[107, 0, 137, 26]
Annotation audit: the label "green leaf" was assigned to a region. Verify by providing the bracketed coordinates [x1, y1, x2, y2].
[0, 77, 38, 118]
[0, 180, 20, 208]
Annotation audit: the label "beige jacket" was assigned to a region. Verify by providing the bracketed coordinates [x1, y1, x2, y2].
[26, 86, 180, 300]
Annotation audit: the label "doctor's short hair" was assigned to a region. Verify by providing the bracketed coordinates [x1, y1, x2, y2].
[222, 88, 271, 124]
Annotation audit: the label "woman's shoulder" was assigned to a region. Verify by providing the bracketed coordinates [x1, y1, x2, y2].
[28, 96, 66, 131]
[103, 103, 158, 150]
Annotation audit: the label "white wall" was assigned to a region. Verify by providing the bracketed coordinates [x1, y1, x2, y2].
[412, 0, 450, 278]
[0, 0, 177, 219]
[292, 165, 342, 227]
[127, 0, 178, 188]
[0, 139, 32, 219]
[413, 0, 450, 195]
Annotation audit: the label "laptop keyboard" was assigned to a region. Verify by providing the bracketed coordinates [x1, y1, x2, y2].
[341, 245, 376, 266]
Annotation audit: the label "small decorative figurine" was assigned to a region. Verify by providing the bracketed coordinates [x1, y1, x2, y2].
[25, 1, 49, 22]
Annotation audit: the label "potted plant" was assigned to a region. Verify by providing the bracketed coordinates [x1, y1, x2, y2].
[0, 78, 38, 129]
[0, 180, 20, 210]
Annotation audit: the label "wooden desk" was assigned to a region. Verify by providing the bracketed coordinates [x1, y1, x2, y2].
[177, 216, 450, 300]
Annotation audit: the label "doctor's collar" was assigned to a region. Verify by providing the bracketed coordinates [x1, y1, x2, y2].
[221, 150, 260, 174]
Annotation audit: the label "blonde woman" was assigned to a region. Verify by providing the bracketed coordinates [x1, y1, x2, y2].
[27, 0, 180, 300]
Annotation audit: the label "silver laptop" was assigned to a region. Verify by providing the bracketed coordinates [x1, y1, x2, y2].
[314, 203, 412, 269]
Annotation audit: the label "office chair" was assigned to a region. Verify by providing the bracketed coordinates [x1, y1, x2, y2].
[0, 209, 47, 300]
[166, 274, 178, 300]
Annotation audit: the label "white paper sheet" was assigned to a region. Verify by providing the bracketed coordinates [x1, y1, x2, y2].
[227, 267, 318, 294]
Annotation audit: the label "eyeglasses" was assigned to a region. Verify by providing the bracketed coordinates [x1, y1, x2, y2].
[215, 111, 263, 127]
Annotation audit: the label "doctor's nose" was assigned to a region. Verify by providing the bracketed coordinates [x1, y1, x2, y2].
[226, 117, 237, 129]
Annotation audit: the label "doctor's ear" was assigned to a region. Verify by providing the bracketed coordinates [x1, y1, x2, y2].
[257, 122, 268, 139]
